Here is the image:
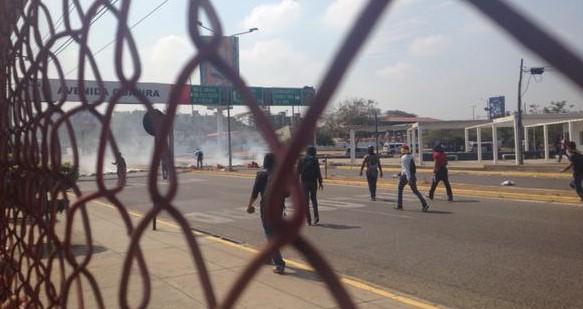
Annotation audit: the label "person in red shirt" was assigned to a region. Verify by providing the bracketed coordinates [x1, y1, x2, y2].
[426, 144, 453, 201]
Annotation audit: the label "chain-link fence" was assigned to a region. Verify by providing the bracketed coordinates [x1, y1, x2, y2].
[1, 0, 582, 308]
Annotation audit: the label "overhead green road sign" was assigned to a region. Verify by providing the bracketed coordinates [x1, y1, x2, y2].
[233, 87, 264, 105]
[271, 88, 302, 106]
[191, 85, 220, 105]
[189, 85, 315, 106]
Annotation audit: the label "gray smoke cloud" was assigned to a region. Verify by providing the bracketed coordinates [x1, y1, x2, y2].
[62, 110, 270, 174]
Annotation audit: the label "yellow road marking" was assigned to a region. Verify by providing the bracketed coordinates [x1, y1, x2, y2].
[341, 277, 440, 309]
[334, 164, 569, 179]
[191, 170, 582, 205]
[84, 197, 440, 309]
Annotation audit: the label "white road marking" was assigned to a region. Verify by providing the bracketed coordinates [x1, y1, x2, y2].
[181, 193, 425, 224]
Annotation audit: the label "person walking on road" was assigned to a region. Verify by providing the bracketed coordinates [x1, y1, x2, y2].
[426, 144, 453, 201]
[395, 145, 429, 212]
[112, 151, 127, 186]
[161, 155, 169, 180]
[560, 141, 583, 201]
[246, 153, 286, 274]
[297, 146, 324, 225]
[558, 136, 569, 163]
[359, 145, 383, 201]
[194, 148, 204, 169]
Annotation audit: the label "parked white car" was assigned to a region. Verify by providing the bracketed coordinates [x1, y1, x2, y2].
[382, 143, 405, 154]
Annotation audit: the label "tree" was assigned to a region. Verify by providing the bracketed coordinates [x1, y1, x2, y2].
[316, 128, 335, 146]
[322, 98, 380, 142]
[542, 100, 574, 113]
[528, 104, 540, 114]
[384, 109, 417, 117]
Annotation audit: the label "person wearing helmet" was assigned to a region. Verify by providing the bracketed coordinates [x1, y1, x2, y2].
[395, 144, 429, 212]
[426, 144, 453, 201]
[359, 145, 383, 201]
[297, 145, 324, 225]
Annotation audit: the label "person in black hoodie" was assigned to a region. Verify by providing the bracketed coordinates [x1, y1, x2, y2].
[297, 146, 324, 225]
[246, 153, 286, 274]
[560, 141, 583, 201]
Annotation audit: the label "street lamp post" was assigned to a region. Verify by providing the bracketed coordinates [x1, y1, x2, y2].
[196, 21, 259, 170]
[517, 59, 545, 165]
[374, 110, 379, 155]
[517, 58, 525, 165]
[230, 28, 259, 37]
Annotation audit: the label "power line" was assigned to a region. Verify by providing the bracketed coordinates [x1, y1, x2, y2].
[33, 2, 76, 55]
[64, 0, 173, 77]
[53, 0, 120, 58]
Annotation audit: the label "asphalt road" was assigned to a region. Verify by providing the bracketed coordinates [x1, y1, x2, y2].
[78, 172, 583, 309]
[325, 167, 572, 191]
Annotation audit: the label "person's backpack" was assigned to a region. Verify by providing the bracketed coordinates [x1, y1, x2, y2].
[300, 156, 319, 181]
[367, 154, 379, 170]
[409, 156, 417, 175]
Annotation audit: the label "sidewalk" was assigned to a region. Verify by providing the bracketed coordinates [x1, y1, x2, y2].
[61, 199, 440, 309]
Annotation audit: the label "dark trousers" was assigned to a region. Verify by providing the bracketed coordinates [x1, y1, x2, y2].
[366, 172, 378, 198]
[397, 175, 427, 208]
[197, 158, 203, 168]
[260, 205, 285, 269]
[116, 171, 126, 186]
[558, 149, 568, 162]
[161, 163, 168, 179]
[569, 175, 583, 201]
[428, 168, 453, 199]
[302, 181, 319, 222]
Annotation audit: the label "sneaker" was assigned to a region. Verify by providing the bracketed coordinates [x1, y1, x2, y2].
[425, 194, 433, 200]
[447, 197, 454, 202]
[273, 267, 285, 274]
[307, 220, 312, 226]
[370, 197, 376, 201]
[394, 206, 403, 210]
[422, 204, 430, 212]
[314, 218, 319, 224]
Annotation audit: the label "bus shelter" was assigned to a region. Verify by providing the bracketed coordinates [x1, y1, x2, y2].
[405, 120, 489, 164]
[463, 113, 583, 164]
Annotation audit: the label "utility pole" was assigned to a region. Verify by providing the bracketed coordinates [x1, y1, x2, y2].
[517, 58, 524, 165]
[227, 100, 232, 170]
[374, 110, 379, 155]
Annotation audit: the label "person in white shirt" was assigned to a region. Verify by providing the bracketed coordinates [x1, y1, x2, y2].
[395, 145, 429, 212]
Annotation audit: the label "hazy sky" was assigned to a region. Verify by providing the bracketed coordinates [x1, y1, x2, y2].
[48, 0, 583, 120]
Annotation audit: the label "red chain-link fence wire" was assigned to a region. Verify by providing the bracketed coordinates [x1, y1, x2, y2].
[1, 0, 583, 308]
